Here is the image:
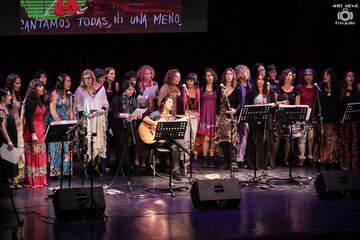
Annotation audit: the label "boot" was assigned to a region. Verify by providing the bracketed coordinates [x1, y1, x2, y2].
[201, 155, 209, 167]
[209, 156, 215, 168]
[171, 165, 182, 181]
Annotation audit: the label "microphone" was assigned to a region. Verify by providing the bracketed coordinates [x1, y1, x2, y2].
[314, 83, 321, 92]
[67, 91, 75, 97]
[182, 84, 189, 95]
[220, 83, 225, 89]
[267, 82, 270, 91]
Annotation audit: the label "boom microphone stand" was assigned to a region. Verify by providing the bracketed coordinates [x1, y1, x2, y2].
[220, 85, 236, 179]
[183, 86, 195, 184]
[314, 84, 323, 173]
[77, 112, 107, 227]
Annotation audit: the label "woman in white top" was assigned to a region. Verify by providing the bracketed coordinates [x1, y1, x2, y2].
[75, 69, 109, 174]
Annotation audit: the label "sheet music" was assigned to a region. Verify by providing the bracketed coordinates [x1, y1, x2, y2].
[279, 104, 309, 108]
[143, 85, 158, 97]
[243, 104, 273, 108]
[130, 108, 148, 120]
[137, 95, 148, 105]
[0, 143, 22, 164]
[49, 120, 78, 125]
[306, 108, 312, 121]
[279, 104, 310, 118]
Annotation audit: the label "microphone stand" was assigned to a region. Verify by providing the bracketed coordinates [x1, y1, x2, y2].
[113, 95, 145, 194]
[68, 93, 78, 188]
[315, 87, 323, 173]
[184, 89, 195, 184]
[125, 97, 137, 194]
[221, 87, 235, 179]
[67, 110, 93, 186]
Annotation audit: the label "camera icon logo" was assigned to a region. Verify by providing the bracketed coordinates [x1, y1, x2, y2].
[337, 8, 353, 21]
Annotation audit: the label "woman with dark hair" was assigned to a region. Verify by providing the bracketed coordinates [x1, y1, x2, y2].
[197, 68, 219, 168]
[104, 66, 119, 105]
[181, 72, 201, 166]
[33, 70, 51, 130]
[143, 96, 182, 181]
[251, 63, 266, 85]
[122, 70, 139, 96]
[5, 73, 25, 183]
[246, 72, 277, 170]
[296, 68, 317, 166]
[317, 67, 341, 169]
[47, 73, 73, 177]
[23, 79, 47, 187]
[274, 68, 300, 166]
[0, 88, 20, 189]
[216, 68, 242, 171]
[110, 80, 139, 174]
[339, 71, 359, 170]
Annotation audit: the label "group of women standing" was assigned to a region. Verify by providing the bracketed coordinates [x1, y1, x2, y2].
[0, 64, 358, 190]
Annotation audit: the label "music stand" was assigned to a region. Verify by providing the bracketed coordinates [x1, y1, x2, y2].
[238, 104, 273, 188]
[341, 102, 360, 124]
[45, 120, 77, 192]
[146, 121, 189, 197]
[340, 102, 360, 170]
[267, 105, 308, 186]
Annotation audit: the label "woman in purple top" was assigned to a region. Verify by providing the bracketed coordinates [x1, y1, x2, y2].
[198, 68, 219, 168]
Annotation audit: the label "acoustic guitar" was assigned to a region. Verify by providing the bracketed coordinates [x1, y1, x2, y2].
[138, 122, 157, 144]
[138, 117, 190, 145]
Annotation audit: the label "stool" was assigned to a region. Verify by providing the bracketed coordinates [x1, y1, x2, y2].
[149, 147, 171, 178]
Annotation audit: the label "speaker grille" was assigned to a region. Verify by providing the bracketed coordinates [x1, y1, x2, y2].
[314, 170, 360, 199]
[190, 178, 241, 209]
[53, 187, 106, 221]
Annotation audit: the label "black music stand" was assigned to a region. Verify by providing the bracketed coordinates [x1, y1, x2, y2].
[238, 105, 273, 188]
[267, 105, 309, 186]
[146, 121, 189, 197]
[45, 120, 77, 194]
[341, 102, 360, 124]
[340, 102, 360, 169]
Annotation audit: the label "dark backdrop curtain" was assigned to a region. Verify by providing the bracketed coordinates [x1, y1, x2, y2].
[0, 0, 359, 94]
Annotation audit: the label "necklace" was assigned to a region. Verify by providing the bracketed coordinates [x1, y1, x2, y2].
[188, 97, 197, 110]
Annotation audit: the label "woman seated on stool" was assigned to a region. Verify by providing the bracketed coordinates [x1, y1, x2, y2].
[142, 96, 182, 181]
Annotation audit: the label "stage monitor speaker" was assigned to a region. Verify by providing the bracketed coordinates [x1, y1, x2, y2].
[53, 187, 106, 221]
[314, 170, 360, 199]
[190, 178, 241, 209]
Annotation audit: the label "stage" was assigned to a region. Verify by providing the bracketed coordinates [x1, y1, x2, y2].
[1, 161, 360, 240]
